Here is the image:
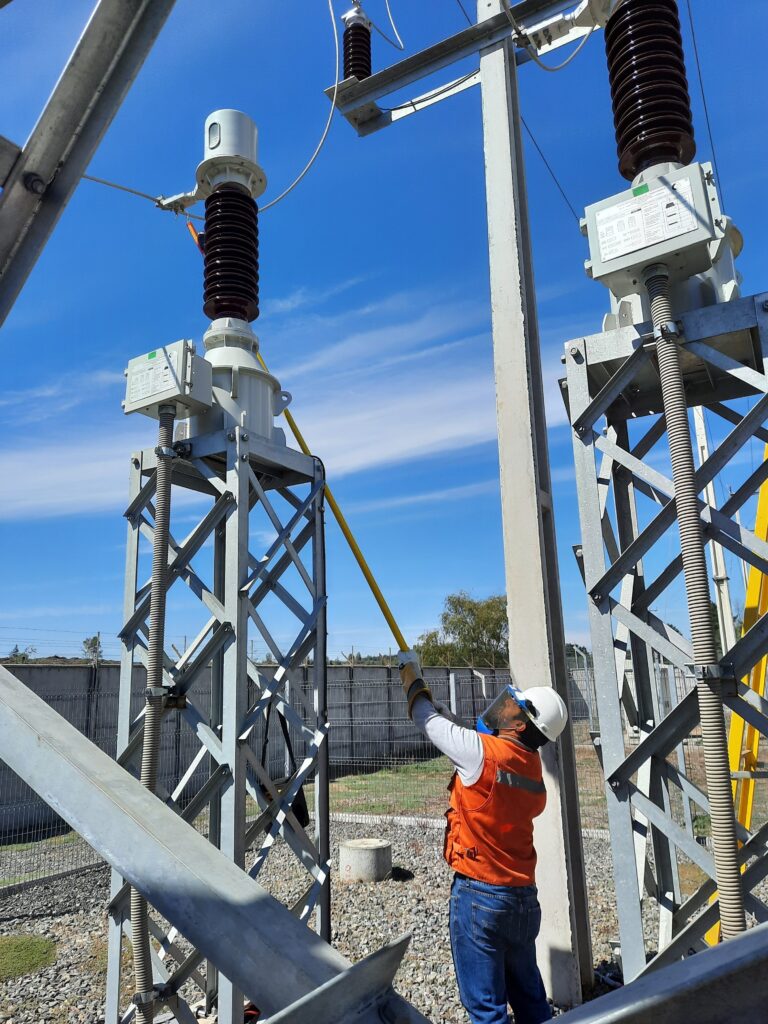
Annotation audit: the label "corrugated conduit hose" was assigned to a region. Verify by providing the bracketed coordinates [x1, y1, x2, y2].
[645, 265, 746, 939]
[131, 406, 175, 1023]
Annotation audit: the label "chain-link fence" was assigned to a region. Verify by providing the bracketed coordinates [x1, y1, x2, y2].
[0, 661, 611, 893]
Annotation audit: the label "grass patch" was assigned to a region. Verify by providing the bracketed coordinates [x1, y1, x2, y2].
[0, 935, 57, 981]
[1, 830, 80, 854]
[325, 757, 453, 816]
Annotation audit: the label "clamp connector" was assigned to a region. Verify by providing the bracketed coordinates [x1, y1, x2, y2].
[145, 685, 187, 708]
[695, 663, 737, 697]
[133, 990, 156, 1007]
[654, 321, 682, 343]
[155, 445, 178, 460]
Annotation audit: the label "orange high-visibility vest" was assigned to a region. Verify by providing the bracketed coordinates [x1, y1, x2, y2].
[444, 733, 546, 886]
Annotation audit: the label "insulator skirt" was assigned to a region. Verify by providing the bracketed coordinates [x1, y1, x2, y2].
[203, 185, 259, 322]
[343, 22, 372, 80]
[605, 0, 696, 179]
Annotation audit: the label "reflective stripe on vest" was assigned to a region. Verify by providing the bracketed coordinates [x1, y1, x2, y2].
[495, 769, 546, 794]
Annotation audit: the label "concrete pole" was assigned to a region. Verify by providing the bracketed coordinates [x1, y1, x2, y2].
[477, 0, 592, 1004]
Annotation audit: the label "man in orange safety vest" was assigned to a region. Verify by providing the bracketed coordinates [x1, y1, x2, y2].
[398, 650, 569, 1024]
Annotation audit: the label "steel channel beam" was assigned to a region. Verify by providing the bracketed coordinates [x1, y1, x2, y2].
[556, 920, 768, 1023]
[567, 339, 647, 978]
[0, 665, 430, 1024]
[613, 420, 681, 921]
[572, 344, 650, 436]
[0, 0, 177, 326]
[312, 462, 331, 942]
[634, 455, 768, 615]
[608, 690, 699, 784]
[591, 392, 768, 601]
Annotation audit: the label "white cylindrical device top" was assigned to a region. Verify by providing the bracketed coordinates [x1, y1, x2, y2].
[204, 109, 258, 166]
[196, 109, 267, 199]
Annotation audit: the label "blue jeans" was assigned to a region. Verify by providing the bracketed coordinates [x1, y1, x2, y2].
[449, 874, 552, 1024]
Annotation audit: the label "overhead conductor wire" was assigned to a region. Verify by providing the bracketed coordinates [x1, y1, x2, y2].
[454, 0, 472, 25]
[261, 0, 340, 210]
[83, 0, 340, 219]
[685, 0, 726, 208]
[446, 0, 580, 223]
[372, 0, 406, 50]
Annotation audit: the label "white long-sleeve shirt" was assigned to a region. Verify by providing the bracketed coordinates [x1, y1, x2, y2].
[411, 694, 485, 786]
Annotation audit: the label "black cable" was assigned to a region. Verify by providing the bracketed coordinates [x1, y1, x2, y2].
[448, 1, 579, 223]
[454, 0, 473, 25]
[685, 0, 726, 207]
[521, 116, 580, 223]
[380, 69, 479, 113]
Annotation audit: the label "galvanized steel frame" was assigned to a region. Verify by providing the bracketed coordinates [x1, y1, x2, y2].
[107, 425, 330, 1024]
[565, 292, 768, 980]
[0, 0, 178, 327]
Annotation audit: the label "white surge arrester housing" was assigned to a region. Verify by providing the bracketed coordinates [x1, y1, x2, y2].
[123, 340, 212, 419]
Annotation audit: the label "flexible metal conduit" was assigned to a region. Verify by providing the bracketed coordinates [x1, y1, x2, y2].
[131, 405, 176, 1023]
[645, 265, 745, 939]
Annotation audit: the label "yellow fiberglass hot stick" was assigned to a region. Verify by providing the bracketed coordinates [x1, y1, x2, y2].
[255, 351, 408, 653]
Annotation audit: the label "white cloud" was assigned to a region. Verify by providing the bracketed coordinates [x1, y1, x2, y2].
[294, 363, 497, 477]
[347, 479, 500, 515]
[0, 603, 119, 621]
[275, 299, 487, 382]
[0, 369, 124, 423]
[260, 276, 368, 317]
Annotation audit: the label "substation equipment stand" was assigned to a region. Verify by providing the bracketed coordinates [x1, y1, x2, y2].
[328, 0, 627, 1003]
[107, 112, 331, 1023]
[563, 0, 768, 981]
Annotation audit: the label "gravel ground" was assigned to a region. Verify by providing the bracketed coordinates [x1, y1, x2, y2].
[0, 826, 624, 1023]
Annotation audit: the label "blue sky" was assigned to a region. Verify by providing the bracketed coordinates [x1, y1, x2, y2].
[1, 0, 767, 660]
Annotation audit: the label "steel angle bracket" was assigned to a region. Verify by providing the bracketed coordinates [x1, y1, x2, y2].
[262, 935, 427, 1024]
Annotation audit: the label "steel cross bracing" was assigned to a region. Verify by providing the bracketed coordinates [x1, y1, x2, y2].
[108, 424, 331, 1024]
[0, 665, 430, 1024]
[564, 292, 768, 980]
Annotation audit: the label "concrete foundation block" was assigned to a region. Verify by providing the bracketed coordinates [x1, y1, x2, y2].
[339, 838, 392, 882]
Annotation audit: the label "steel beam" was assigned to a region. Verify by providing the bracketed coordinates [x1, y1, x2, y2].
[0, 0, 177, 326]
[0, 665, 429, 1024]
[556, 920, 768, 1023]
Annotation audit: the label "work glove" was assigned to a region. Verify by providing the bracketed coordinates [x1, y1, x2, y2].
[398, 650, 433, 717]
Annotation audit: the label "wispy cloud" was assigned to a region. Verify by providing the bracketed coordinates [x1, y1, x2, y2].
[260, 276, 368, 318]
[0, 369, 124, 423]
[0, 603, 120, 622]
[347, 479, 499, 515]
[294, 365, 497, 478]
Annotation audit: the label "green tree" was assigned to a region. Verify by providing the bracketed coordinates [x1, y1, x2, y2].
[82, 635, 103, 665]
[417, 592, 508, 668]
[8, 644, 36, 663]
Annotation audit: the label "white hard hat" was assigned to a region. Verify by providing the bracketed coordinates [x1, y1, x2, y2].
[522, 687, 569, 742]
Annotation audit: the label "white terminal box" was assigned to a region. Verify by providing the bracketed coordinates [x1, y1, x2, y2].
[583, 161, 724, 299]
[123, 339, 212, 419]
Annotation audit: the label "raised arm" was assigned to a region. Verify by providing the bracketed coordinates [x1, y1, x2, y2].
[399, 651, 484, 786]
